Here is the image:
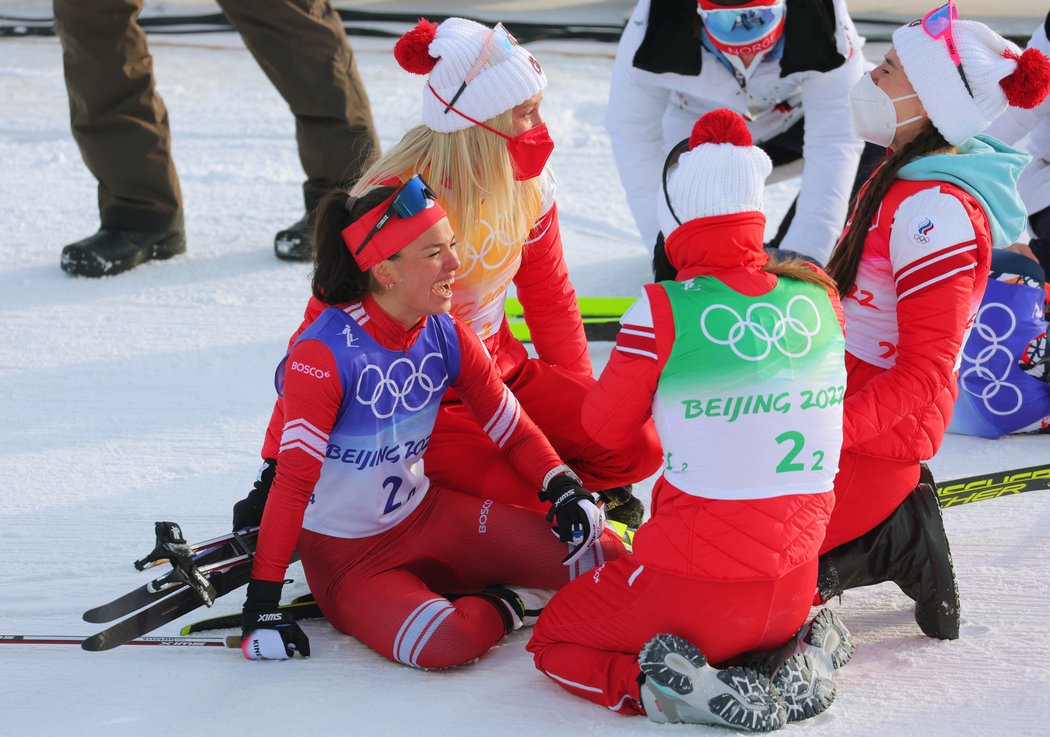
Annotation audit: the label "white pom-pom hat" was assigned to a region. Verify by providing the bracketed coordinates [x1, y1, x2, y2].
[395, 17, 547, 133]
[660, 108, 773, 237]
[893, 7, 1050, 145]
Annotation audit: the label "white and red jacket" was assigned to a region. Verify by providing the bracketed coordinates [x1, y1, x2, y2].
[583, 213, 843, 582]
[252, 294, 566, 584]
[606, 0, 864, 262]
[260, 167, 589, 460]
[840, 179, 992, 461]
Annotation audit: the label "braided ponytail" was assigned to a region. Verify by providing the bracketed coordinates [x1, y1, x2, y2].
[826, 124, 952, 296]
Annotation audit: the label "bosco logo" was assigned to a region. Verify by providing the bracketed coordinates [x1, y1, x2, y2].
[291, 361, 330, 379]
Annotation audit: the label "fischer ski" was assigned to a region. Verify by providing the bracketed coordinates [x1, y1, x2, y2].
[1, 634, 239, 648]
[937, 463, 1050, 508]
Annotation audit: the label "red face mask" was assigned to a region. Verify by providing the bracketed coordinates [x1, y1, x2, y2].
[504, 123, 555, 181]
[427, 83, 555, 181]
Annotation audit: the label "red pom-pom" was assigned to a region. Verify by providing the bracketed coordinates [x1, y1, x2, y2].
[688, 108, 753, 150]
[1000, 47, 1050, 110]
[394, 18, 440, 75]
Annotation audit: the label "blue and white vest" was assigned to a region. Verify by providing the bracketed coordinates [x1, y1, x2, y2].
[277, 306, 462, 538]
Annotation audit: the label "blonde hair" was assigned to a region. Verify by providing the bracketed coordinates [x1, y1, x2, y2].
[351, 109, 543, 256]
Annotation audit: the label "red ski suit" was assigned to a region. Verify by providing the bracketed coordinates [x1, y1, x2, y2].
[527, 213, 842, 715]
[251, 295, 625, 669]
[261, 174, 662, 508]
[821, 178, 992, 553]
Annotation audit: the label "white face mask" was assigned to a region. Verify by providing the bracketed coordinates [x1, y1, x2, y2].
[848, 73, 923, 148]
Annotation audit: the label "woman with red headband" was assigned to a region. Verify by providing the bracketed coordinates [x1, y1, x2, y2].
[232, 17, 662, 534]
[819, 2, 1050, 640]
[239, 178, 623, 666]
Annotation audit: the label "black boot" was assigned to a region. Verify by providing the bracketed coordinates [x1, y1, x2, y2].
[818, 466, 960, 640]
[274, 214, 313, 262]
[60, 225, 186, 277]
[598, 485, 646, 529]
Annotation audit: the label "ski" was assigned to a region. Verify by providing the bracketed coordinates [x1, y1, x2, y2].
[505, 296, 636, 320]
[181, 593, 322, 635]
[82, 559, 254, 652]
[83, 525, 257, 624]
[79, 462, 1043, 651]
[1, 634, 239, 648]
[937, 463, 1050, 508]
[506, 296, 633, 343]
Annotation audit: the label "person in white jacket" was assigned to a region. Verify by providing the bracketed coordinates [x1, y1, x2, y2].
[984, 10, 1050, 281]
[606, 0, 869, 272]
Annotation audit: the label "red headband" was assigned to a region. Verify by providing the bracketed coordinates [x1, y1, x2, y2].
[340, 184, 448, 271]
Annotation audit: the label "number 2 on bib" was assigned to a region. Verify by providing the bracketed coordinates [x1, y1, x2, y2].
[382, 475, 417, 514]
[774, 430, 825, 473]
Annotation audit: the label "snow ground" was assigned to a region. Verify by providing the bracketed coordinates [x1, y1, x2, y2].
[0, 19, 1048, 737]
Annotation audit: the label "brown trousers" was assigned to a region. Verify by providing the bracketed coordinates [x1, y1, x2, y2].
[53, 0, 379, 231]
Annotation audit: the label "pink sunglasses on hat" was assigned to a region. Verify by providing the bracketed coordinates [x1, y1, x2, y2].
[920, 0, 974, 97]
[443, 23, 519, 114]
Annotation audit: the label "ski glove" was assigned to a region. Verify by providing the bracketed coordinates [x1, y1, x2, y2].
[539, 472, 605, 566]
[232, 458, 276, 532]
[241, 579, 310, 660]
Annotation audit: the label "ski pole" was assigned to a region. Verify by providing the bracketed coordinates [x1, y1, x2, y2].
[0, 634, 241, 648]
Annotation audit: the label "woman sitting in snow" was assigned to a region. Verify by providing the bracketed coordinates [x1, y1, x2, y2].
[231, 17, 662, 535]
[239, 176, 625, 666]
[948, 257, 1050, 437]
[527, 109, 853, 733]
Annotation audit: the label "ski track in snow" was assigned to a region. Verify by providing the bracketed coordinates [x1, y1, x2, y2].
[1, 29, 1048, 737]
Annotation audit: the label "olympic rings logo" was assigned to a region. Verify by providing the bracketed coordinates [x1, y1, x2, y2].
[913, 234, 931, 244]
[456, 219, 516, 279]
[960, 302, 1022, 416]
[700, 295, 822, 362]
[355, 352, 448, 419]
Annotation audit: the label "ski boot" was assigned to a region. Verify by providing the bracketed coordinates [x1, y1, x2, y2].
[598, 485, 645, 529]
[479, 586, 556, 632]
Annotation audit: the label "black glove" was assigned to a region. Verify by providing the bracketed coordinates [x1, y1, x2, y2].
[241, 579, 310, 660]
[538, 473, 605, 566]
[232, 458, 277, 532]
